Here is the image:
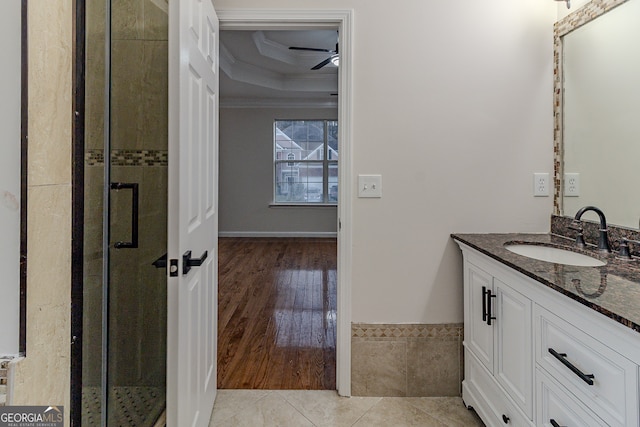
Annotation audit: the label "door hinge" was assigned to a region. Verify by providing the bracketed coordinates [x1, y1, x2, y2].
[169, 259, 179, 277]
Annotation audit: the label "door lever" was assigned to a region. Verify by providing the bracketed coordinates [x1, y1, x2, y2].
[152, 253, 167, 269]
[182, 250, 208, 275]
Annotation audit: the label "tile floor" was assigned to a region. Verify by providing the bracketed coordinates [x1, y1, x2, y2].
[209, 390, 485, 426]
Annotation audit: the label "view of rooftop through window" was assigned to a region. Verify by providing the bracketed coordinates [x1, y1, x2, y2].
[274, 120, 338, 204]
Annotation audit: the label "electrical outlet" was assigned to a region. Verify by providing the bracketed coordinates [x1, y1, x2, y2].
[564, 173, 580, 197]
[533, 173, 549, 197]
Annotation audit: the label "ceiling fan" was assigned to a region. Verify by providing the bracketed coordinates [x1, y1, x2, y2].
[289, 41, 339, 70]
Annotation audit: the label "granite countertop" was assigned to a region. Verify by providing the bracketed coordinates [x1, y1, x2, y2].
[451, 233, 640, 334]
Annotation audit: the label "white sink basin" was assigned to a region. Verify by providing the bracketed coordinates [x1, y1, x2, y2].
[504, 243, 606, 267]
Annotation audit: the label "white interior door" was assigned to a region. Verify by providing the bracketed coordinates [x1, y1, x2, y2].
[167, 0, 219, 425]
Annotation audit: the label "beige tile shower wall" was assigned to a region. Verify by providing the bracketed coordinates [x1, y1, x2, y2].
[108, 164, 168, 387]
[351, 324, 463, 397]
[27, 0, 72, 188]
[82, 0, 169, 388]
[10, 2, 72, 425]
[107, 0, 169, 388]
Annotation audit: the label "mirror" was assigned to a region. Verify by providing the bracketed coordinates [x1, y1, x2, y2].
[555, 0, 639, 228]
[0, 0, 26, 355]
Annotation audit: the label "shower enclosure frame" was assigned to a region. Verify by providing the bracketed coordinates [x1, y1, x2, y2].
[71, 0, 86, 423]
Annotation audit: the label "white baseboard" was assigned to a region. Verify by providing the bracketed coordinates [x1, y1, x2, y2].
[218, 231, 337, 238]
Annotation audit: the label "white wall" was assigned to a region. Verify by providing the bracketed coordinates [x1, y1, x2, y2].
[214, 0, 556, 324]
[219, 107, 338, 236]
[557, 0, 590, 20]
[0, 0, 22, 356]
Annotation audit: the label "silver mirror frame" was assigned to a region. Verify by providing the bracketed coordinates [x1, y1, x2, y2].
[553, 0, 631, 216]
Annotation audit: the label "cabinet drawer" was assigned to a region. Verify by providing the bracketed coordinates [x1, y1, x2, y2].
[465, 350, 532, 427]
[537, 368, 606, 427]
[536, 306, 638, 427]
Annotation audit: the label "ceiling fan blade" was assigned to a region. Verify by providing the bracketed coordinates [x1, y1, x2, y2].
[289, 46, 333, 53]
[311, 57, 332, 70]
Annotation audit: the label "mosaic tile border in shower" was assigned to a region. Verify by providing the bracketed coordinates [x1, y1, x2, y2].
[352, 323, 462, 340]
[553, 0, 630, 215]
[86, 149, 168, 166]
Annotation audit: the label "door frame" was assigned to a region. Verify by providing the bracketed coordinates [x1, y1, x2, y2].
[217, 8, 353, 396]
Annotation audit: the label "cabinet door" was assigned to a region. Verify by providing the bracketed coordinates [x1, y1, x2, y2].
[465, 261, 494, 372]
[495, 278, 533, 419]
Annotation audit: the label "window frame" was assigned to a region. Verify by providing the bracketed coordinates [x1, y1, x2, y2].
[273, 119, 338, 206]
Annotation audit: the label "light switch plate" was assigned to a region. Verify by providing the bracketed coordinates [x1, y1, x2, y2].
[358, 174, 382, 198]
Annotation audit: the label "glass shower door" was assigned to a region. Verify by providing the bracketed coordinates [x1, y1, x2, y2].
[83, 0, 168, 424]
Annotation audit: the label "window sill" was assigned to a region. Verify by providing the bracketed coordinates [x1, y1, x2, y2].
[269, 203, 337, 208]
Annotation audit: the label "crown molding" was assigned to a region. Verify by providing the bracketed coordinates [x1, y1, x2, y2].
[220, 30, 337, 94]
[251, 31, 298, 65]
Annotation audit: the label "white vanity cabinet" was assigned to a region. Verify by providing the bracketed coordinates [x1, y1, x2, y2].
[463, 253, 533, 426]
[457, 242, 640, 427]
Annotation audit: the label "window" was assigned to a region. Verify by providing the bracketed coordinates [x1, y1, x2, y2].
[274, 120, 338, 204]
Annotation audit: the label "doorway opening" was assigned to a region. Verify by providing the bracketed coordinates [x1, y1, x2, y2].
[217, 29, 339, 390]
[217, 10, 353, 396]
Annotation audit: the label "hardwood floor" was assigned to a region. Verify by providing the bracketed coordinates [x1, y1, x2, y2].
[217, 238, 337, 390]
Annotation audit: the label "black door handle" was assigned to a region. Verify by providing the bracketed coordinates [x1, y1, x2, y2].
[487, 289, 496, 325]
[550, 420, 565, 427]
[548, 348, 595, 385]
[152, 253, 167, 268]
[482, 286, 488, 322]
[183, 250, 208, 275]
[483, 287, 496, 325]
[111, 182, 139, 249]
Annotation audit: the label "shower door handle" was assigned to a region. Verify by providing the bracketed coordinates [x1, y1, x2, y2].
[110, 182, 139, 249]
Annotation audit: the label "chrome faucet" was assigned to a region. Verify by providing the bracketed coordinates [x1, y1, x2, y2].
[571, 206, 611, 253]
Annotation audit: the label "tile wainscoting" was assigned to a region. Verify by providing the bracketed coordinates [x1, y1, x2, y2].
[351, 323, 463, 397]
[0, 359, 8, 406]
